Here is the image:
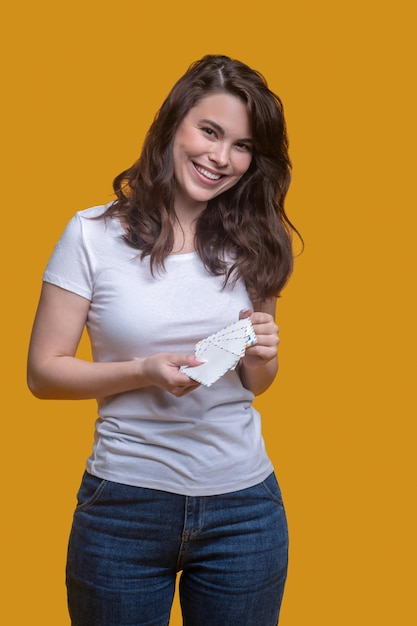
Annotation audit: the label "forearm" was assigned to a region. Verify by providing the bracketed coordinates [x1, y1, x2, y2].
[27, 355, 148, 400]
[27, 350, 203, 400]
[239, 355, 278, 396]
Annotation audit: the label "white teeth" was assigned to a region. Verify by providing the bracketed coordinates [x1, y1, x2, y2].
[194, 164, 221, 180]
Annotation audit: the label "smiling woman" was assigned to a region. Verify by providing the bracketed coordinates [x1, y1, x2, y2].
[109, 55, 297, 302]
[27, 54, 300, 625]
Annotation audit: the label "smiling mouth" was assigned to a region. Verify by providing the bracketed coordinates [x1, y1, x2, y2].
[193, 163, 223, 181]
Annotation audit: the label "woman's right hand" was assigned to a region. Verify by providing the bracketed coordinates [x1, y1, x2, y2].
[141, 353, 201, 397]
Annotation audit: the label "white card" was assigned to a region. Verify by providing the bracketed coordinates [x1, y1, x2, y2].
[181, 318, 257, 387]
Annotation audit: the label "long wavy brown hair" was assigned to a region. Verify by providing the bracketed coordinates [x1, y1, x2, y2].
[104, 55, 300, 301]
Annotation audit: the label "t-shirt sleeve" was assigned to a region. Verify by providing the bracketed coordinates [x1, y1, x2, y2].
[43, 214, 93, 300]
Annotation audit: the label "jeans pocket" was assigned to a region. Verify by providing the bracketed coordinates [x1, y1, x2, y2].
[75, 471, 108, 511]
[260, 472, 284, 506]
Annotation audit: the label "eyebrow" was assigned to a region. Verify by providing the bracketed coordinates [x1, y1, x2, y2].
[199, 119, 253, 144]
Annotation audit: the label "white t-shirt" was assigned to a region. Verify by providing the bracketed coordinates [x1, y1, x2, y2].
[43, 204, 274, 495]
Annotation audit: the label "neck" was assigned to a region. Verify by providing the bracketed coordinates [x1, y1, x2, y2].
[171, 211, 199, 254]
[174, 187, 207, 222]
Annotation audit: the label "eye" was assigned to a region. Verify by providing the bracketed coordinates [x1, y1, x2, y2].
[201, 126, 217, 138]
[235, 142, 253, 152]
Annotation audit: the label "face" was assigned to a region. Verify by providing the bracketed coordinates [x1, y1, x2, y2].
[172, 92, 253, 215]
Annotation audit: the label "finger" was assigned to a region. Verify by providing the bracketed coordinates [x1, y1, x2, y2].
[252, 317, 279, 334]
[172, 382, 200, 397]
[170, 354, 205, 370]
[239, 309, 253, 320]
[248, 335, 279, 352]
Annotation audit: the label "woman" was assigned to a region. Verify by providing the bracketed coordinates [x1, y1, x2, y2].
[27, 55, 299, 626]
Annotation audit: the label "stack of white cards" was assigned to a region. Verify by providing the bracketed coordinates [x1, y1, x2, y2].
[181, 317, 257, 387]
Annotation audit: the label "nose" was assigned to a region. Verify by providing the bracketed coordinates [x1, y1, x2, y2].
[208, 142, 230, 167]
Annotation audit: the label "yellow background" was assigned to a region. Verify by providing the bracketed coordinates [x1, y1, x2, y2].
[1, 1, 416, 624]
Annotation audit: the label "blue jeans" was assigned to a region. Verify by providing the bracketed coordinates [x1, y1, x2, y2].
[66, 471, 288, 625]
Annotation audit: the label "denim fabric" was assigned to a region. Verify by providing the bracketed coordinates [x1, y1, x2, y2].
[66, 471, 288, 625]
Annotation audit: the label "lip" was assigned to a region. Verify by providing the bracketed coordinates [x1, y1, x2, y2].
[192, 162, 225, 185]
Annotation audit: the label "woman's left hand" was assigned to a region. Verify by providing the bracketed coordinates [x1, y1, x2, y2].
[239, 309, 279, 370]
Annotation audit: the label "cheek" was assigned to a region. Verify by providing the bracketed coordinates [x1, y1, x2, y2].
[175, 127, 203, 156]
[235, 153, 252, 176]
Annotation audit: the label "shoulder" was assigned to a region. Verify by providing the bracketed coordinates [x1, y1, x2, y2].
[76, 202, 115, 221]
[50, 202, 121, 257]
[68, 202, 121, 240]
